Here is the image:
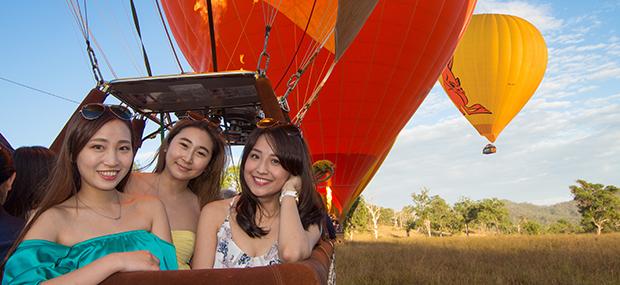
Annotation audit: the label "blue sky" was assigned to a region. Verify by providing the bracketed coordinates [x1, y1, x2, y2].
[1, 1, 619, 210]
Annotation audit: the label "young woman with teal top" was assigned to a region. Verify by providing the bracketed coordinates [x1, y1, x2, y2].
[1, 104, 178, 285]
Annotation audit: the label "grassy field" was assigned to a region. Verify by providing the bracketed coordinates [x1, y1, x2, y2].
[335, 227, 620, 285]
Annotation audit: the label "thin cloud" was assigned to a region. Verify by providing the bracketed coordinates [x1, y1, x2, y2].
[474, 0, 563, 32]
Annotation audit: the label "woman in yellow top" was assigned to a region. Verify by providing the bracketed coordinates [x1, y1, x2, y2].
[124, 119, 227, 269]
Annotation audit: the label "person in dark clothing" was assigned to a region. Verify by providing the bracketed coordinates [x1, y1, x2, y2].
[0, 146, 24, 261]
[3, 146, 56, 220]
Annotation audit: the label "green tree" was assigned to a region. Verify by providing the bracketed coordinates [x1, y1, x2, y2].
[547, 219, 576, 234]
[221, 165, 240, 192]
[454, 197, 479, 236]
[400, 205, 416, 236]
[405, 219, 418, 237]
[411, 188, 433, 236]
[343, 196, 370, 240]
[570, 179, 620, 235]
[379, 207, 395, 226]
[410, 189, 460, 236]
[522, 220, 543, 235]
[477, 198, 510, 233]
[426, 196, 460, 236]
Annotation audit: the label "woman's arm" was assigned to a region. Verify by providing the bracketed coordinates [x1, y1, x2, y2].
[192, 200, 228, 269]
[143, 196, 173, 243]
[277, 176, 322, 263]
[40, 250, 160, 285]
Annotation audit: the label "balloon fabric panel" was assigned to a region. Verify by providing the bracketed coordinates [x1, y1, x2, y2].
[294, 0, 478, 215]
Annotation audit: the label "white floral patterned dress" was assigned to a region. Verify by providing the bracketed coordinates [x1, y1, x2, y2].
[213, 198, 281, 268]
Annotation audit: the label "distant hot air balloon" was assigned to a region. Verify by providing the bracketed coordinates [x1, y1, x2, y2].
[440, 14, 548, 153]
[162, 0, 477, 218]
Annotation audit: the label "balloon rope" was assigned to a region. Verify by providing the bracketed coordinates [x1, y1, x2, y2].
[292, 60, 337, 126]
[279, 2, 337, 102]
[299, 2, 338, 66]
[279, 27, 334, 105]
[268, 0, 283, 26]
[303, 47, 332, 108]
[205, 0, 218, 71]
[261, 0, 283, 27]
[66, 0, 109, 85]
[308, 51, 334, 154]
[66, 0, 87, 39]
[129, 0, 153, 76]
[257, 0, 285, 75]
[224, 1, 257, 71]
[105, 4, 143, 75]
[274, 0, 318, 90]
[154, 0, 185, 74]
[87, 32, 118, 79]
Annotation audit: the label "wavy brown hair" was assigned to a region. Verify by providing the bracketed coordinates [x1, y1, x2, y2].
[2, 111, 134, 268]
[236, 124, 325, 238]
[153, 119, 227, 206]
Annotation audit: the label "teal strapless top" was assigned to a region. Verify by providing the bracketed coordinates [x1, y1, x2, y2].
[2, 230, 178, 285]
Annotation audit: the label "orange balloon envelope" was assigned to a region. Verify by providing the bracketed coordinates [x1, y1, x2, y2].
[162, 0, 477, 217]
[440, 14, 548, 143]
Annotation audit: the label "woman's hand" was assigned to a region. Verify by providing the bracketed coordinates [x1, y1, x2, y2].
[277, 174, 322, 263]
[112, 250, 160, 272]
[38, 250, 161, 285]
[282, 175, 301, 193]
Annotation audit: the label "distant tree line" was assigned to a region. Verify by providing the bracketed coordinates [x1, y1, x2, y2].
[343, 180, 619, 238]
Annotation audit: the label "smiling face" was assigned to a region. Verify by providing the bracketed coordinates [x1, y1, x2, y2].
[164, 127, 214, 182]
[76, 119, 133, 192]
[243, 135, 291, 199]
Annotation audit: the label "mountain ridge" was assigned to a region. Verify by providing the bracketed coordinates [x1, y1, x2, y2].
[501, 199, 581, 225]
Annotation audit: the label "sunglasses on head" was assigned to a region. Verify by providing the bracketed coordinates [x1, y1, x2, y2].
[256, 118, 302, 137]
[80, 103, 133, 121]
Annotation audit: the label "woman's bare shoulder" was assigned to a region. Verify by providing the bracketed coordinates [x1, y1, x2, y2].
[23, 205, 72, 242]
[200, 197, 235, 224]
[202, 196, 235, 211]
[124, 172, 157, 195]
[123, 192, 163, 210]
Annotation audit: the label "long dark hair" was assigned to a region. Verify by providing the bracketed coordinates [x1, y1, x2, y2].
[4, 146, 56, 219]
[2, 111, 134, 267]
[236, 125, 325, 238]
[0, 147, 14, 184]
[0, 146, 15, 203]
[153, 119, 227, 206]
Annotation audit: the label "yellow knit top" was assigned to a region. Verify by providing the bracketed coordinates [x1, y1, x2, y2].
[171, 230, 196, 270]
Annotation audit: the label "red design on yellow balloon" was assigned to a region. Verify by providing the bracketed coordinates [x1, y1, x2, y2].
[442, 58, 492, 116]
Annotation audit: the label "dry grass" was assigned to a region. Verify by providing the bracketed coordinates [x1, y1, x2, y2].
[335, 227, 620, 285]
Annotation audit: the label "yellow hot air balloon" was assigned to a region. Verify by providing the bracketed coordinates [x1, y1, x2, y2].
[440, 14, 547, 153]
